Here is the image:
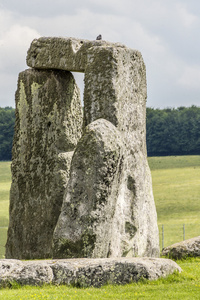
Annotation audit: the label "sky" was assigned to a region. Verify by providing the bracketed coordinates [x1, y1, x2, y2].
[0, 0, 200, 109]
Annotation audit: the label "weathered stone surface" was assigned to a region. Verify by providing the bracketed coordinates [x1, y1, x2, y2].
[26, 37, 126, 72]
[0, 260, 53, 287]
[162, 236, 200, 259]
[6, 68, 83, 259]
[53, 119, 124, 258]
[0, 258, 182, 288]
[53, 40, 159, 258]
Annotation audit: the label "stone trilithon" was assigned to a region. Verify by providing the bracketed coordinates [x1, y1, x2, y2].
[6, 37, 159, 259]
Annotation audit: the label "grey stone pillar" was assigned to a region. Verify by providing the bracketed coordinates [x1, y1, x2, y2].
[6, 69, 83, 259]
[80, 46, 159, 258]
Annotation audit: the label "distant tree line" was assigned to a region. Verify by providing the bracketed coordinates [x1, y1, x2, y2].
[146, 105, 200, 156]
[0, 105, 200, 160]
[0, 107, 15, 161]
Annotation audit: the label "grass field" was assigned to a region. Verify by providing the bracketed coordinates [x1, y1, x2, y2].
[0, 156, 200, 298]
[148, 155, 200, 248]
[0, 161, 11, 257]
[0, 161, 11, 225]
[0, 156, 200, 255]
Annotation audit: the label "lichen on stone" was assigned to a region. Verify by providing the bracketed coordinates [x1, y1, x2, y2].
[6, 69, 83, 259]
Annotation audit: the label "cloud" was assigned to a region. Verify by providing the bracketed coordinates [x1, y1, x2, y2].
[178, 65, 200, 89]
[0, 72, 18, 106]
[0, 0, 83, 17]
[0, 0, 200, 108]
[175, 2, 198, 28]
[0, 24, 40, 73]
[0, 9, 40, 106]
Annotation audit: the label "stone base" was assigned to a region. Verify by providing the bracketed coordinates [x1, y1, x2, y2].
[162, 236, 200, 259]
[0, 258, 181, 288]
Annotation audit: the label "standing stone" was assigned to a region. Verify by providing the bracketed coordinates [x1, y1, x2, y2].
[53, 119, 124, 258]
[51, 41, 160, 258]
[6, 69, 83, 259]
[83, 46, 159, 257]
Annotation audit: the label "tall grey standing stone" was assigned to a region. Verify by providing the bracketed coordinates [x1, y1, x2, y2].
[81, 46, 159, 258]
[53, 119, 124, 258]
[6, 68, 83, 259]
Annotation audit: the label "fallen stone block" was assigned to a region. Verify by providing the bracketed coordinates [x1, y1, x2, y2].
[162, 236, 200, 259]
[0, 260, 53, 287]
[0, 258, 182, 288]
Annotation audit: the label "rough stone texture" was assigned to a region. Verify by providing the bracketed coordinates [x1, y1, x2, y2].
[53, 39, 159, 258]
[26, 37, 126, 72]
[6, 68, 83, 259]
[53, 119, 124, 258]
[0, 258, 181, 288]
[162, 236, 200, 259]
[0, 260, 53, 287]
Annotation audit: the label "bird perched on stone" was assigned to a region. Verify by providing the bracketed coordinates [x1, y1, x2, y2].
[96, 34, 102, 40]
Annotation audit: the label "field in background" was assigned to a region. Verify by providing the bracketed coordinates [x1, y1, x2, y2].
[0, 156, 200, 257]
[0, 162, 11, 258]
[148, 155, 200, 248]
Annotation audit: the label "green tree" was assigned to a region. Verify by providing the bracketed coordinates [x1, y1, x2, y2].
[0, 107, 15, 161]
[146, 106, 200, 156]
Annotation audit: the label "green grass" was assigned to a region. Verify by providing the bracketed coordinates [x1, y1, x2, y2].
[148, 156, 200, 249]
[0, 161, 11, 222]
[0, 162, 11, 257]
[0, 157, 200, 252]
[0, 157, 200, 297]
[0, 257, 200, 299]
[148, 155, 200, 170]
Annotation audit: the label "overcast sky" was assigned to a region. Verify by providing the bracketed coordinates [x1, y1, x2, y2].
[0, 0, 199, 108]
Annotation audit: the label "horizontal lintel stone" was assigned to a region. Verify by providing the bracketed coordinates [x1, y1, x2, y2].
[26, 37, 139, 72]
